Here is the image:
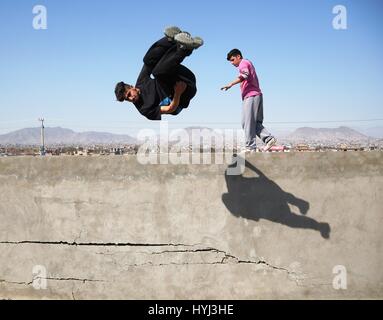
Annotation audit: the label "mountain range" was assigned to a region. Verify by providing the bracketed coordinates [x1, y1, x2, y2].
[0, 127, 137, 145]
[286, 126, 372, 142]
[0, 126, 380, 146]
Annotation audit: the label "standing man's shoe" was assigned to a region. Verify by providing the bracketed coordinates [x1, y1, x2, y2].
[263, 137, 277, 152]
[175, 32, 204, 50]
[164, 26, 182, 41]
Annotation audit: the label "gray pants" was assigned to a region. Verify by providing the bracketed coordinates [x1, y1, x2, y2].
[242, 95, 273, 149]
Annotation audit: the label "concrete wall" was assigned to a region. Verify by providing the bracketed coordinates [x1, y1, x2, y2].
[0, 152, 382, 299]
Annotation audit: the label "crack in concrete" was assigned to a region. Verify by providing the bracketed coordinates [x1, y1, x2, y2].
[0, 242, 304, 286]
[147, 248, 300, 274]
[151, 247, 237, 257]
[119, 257, 301, 278]
[0, 279, 29, 286]
[0, 240, 194, 247]
[121, 247, 303, 283]
[73, 230, 84, 245]
[256, 260, 306, 286]
[38, 277, 104, 283]
[1, 277, 105, 287]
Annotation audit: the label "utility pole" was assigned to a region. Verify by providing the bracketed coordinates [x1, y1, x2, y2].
[38, 118, 45, 156]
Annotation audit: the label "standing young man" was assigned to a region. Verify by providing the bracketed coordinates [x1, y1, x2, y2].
[115, 26, 203, 120]
[221, 49, 276, 152]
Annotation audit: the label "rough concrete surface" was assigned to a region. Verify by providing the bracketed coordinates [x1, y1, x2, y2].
[0, 152, 382, 299]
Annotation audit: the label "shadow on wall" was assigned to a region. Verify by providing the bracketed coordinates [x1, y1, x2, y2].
[222, 156, 331, 239]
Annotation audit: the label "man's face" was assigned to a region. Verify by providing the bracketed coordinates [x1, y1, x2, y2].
[124, 88, 140, 103]
[229, 55, 242, 67]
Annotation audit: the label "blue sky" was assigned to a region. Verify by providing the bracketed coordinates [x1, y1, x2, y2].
[0, 0, 382, 135]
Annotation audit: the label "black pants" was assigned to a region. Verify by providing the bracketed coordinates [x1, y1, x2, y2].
[143, 37, 197, 109]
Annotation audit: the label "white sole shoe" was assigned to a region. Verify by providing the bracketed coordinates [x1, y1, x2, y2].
[263, 137, 277, 152]
[192, 36, 204, 49]
[164, 26, 182, 40]
[174, 32, 204, 49]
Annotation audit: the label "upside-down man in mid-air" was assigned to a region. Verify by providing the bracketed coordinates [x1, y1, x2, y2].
[115, 26, 203, 120]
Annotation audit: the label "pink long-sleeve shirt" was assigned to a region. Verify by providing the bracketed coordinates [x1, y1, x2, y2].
[238, 59, 262, 100]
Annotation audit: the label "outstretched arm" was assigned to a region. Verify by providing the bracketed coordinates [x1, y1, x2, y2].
[221, 77, 243, 91]
[160, 81, 186, 114]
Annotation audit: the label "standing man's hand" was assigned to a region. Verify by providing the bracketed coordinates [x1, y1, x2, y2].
[221, 78, 243, 91]
[221, 84, 232, 91]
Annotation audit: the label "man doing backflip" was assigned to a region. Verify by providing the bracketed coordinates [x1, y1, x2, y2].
[115, 27, 203, 120]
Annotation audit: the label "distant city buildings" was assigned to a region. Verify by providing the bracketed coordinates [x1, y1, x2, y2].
[1, 125, 382, 156]
[0, 139, 382, 157]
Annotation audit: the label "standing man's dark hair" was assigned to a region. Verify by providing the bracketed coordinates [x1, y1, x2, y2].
[227, 49, 242, 61]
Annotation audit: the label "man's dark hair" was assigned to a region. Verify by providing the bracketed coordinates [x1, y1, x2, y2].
[114, 81, 132, 102]
[227, 49, 243, 61]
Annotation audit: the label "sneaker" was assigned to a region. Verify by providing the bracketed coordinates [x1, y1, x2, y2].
[192, 36, 204, 49]
[174, 32, 204, 50]
[263, 137, 276, 152]
[164, 26, 182, 40]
